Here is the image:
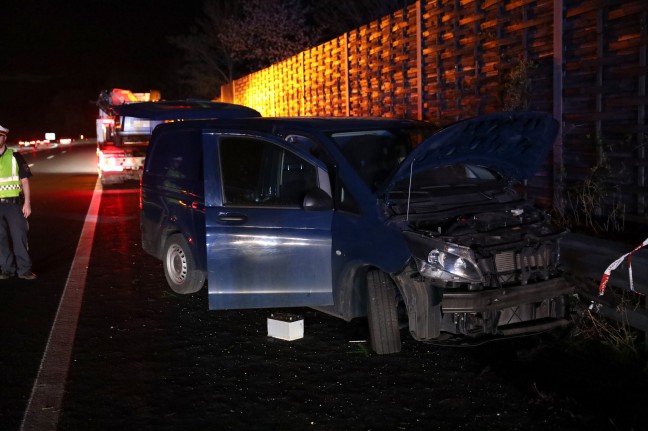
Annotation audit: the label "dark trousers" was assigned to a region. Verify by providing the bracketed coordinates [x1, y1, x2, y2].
[0, 202, 31, 275]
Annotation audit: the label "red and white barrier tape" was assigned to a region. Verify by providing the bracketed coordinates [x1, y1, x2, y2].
[599, 237, 648, 296]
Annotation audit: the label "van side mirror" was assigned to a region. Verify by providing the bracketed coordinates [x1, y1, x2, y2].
[303, 188, 333, 211]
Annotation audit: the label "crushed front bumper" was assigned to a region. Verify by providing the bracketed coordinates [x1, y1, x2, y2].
[441, 277, 574, 313]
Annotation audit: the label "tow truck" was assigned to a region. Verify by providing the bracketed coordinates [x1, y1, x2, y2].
[95, 89, 261, 185]
[96, 89, 160, 185]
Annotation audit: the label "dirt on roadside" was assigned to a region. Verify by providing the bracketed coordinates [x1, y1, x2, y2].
[54, 189, 648, 431]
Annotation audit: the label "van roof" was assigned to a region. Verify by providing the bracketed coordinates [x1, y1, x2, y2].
[151, 112, 558, 181]
[113, 100, 261, 121]
[152, 116, 430, 135]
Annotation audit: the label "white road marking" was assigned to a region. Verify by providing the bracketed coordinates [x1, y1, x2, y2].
[20, 177, 102, 431]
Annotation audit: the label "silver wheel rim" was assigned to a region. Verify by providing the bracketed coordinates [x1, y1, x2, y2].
[166, 244, 188, 285]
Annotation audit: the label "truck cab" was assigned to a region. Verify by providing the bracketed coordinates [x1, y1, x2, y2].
[97, 117, 162, 185]
[95, 89, 261, 185]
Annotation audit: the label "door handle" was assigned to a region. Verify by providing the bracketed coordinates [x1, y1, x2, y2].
[216, 213, 248, 225]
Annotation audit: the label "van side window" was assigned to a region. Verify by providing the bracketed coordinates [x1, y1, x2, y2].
[220, 137, 317, 207]
[147, 131, 203, 183]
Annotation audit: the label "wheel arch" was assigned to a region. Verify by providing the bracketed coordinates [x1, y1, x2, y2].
[337, 260, 443, 343]
[162, 232, 206, 294]
[332, 260, 407, 320]
[155, 221, 205, 273]
[332, 263, 378, 320]
[392, 260, 443, 341]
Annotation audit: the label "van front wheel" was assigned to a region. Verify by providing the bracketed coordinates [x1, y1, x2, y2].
[163, 234, 205, 294]
[366, 270, 401, 354]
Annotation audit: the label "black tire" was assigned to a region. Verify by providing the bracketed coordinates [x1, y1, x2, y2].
[163, 233, 205, 294]
[366, 270, 401, 354]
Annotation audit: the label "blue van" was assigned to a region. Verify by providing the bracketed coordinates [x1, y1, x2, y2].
[140, 112, 572, 354]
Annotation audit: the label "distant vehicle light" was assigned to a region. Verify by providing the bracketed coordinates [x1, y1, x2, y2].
[60, 138, 72, 144]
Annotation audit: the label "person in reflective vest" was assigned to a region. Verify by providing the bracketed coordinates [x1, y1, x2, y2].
[0, 125, 36, 280]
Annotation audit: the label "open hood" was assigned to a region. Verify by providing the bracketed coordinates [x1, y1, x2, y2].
[384, 112, 559, 194]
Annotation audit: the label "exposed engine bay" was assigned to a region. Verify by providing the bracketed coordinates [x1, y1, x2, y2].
[388, 172, 572, 340]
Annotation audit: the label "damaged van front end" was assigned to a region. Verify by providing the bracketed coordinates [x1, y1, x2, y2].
[398, 207, 572, 342]
[383, 112, 573, 344]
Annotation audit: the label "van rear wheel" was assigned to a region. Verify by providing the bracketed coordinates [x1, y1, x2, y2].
[366, 270, 401, 354]
[163, 233, 205, 294]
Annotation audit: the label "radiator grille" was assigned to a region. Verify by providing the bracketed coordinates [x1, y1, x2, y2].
[490, 246, 554, 285]
[494, 249, 550, 272]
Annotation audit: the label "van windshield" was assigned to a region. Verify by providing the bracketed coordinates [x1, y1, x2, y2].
[331, 127, 433, 192]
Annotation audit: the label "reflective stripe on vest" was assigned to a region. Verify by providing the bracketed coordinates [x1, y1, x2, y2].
[0, 148, 21, 198]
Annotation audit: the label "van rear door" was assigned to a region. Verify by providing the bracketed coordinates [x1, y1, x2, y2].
[203, 133, 334, 310]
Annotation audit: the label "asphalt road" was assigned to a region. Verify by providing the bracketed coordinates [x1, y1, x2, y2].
[0, 143, 98, 429]
[0, 143, 646, 431]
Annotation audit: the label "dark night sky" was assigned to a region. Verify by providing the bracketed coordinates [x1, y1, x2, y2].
[0, 0, 205, 140]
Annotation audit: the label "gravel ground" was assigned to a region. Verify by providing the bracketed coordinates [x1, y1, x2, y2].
[52, 190, 648, 431]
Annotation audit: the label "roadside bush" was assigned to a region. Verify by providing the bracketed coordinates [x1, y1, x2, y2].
[554, 134, 627, 236]
[566, 288, 647, 368]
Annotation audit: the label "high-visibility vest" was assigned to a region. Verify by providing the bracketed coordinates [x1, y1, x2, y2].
[0, 148, 22, 198]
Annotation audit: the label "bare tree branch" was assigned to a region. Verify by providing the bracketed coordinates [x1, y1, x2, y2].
[169, 0, 412, 98]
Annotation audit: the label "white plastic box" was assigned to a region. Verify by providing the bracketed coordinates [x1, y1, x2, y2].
[267, 313, 304, 341]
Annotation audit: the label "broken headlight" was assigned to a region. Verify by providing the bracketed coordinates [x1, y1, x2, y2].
[414, 243, 483, 283]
